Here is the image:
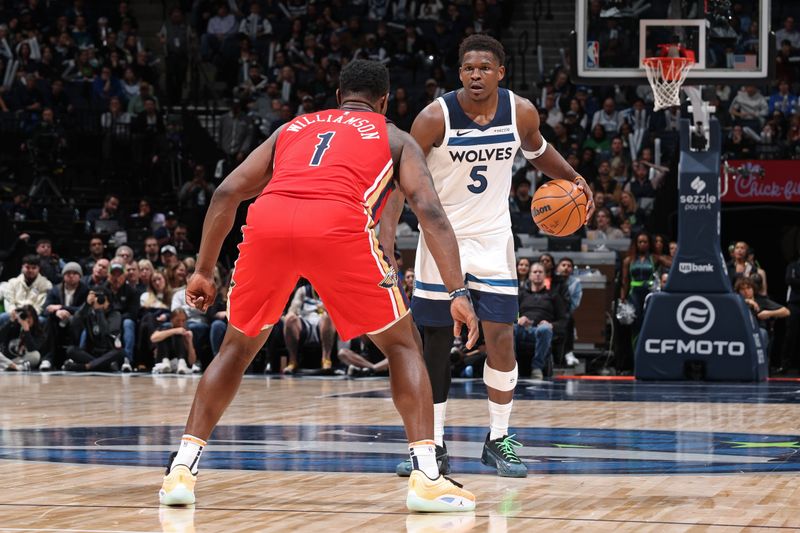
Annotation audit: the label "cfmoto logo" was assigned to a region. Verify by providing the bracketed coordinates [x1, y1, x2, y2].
[691, 176, 706, 193]
[677, 296, 715, 335]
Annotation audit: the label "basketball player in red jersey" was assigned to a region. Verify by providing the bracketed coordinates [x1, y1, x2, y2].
[383, 35, 595, 478]
[159, 59, 479, 513]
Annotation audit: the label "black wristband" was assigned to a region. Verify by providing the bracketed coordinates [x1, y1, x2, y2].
[449, 287, 469, 300]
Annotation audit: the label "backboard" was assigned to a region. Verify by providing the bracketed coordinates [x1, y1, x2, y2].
[572, 0, 773, 85]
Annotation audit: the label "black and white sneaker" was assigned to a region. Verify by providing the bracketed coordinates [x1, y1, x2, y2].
[481, 433, 527, 477]
[396, 442, 450, 477]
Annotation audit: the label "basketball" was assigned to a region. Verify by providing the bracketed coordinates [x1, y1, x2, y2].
[531, 179, 587, 237]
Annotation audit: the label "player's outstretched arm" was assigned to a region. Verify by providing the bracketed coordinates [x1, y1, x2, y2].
[389, 124, 478, 348]
[516, 96, 595, 223]
[187, 127, 282, 311]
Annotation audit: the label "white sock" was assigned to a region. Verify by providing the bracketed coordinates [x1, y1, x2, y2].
[488, 399, 513, 441]
[433, 401, 447, 447]
[409, 440, 439, 479]
[171, 434, 206, 475]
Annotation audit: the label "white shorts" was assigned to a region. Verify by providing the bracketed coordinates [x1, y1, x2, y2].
[411, 231, 518, 327]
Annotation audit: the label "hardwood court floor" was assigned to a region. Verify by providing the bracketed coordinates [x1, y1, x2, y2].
[2, 373, 800, 532]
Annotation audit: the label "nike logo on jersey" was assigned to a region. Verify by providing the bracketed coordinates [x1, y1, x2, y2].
[455, 130, 472, 136]
[449, 147, 514, 163]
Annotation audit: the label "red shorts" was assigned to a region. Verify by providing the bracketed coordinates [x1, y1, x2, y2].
[227, 194, 409, 340]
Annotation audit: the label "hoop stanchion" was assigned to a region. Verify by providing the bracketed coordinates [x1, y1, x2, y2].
[643, 57, 693, 110]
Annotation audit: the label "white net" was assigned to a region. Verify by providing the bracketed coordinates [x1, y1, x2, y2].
[643, 57, 693, 111]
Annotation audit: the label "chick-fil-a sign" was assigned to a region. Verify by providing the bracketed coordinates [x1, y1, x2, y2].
[721, 160, 800, 203]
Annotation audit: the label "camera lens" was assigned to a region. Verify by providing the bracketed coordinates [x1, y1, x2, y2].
[96, 294, 106, 305]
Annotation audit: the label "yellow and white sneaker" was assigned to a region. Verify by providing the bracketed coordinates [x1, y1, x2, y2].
[406, 471, 476, 513]
[159, 462, 197, 506]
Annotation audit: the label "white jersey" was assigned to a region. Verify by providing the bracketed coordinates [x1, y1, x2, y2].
[425, 87, 521, 238]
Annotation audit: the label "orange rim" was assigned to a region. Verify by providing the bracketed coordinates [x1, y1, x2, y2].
[643, 57, 692, 81]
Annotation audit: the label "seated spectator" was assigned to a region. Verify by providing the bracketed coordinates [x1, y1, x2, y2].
[141, 237, 162, 268]
[516, 258, 531, 289]
[768, 80, 796, 115]
[125, 261, 145, 295]
[150, 308, 197, 374]
[82, 257, 109, 288]
[36, 238, 64, 284]
[79, 236, 107, 274]
[138, 259, 154, 287]
[128, 198, 155, 231]
[104, 260, 140, 371]
[592, 161, 622, 204]
[204, 270, 229, 364]
[86, 193, 124, 234]
[127, 81, 159, 115]
[201, 4, 236, 61]
[171, 284, 209, 373]
[337, 336, 388, 377]
[92, 66, 122, 107]
[403, 268, 415, 301]
[161, 245, 180, 271]
[729, 85, 768, 131]
[555, 257, 582, 366]
[0, 304, 47, 371]
[114, 245, 135, 265]
[617, 190, 647, 235]
[135, 269, 171, 371]
[165, 260, 188, 291]
[40, 262, 89, 371]
[592, 97, 622, 135]
[514, 262, 567, 380]
[1, 255, 52, 328]
[63, 286, 126, 372]
[283, 283, 337, 374]
[735, 276, 789, 358]
[584, 124, 612, 158]
[155, 211, 178, 246]
[626, 160, 657, 201]
[723, 124, 757, 159]
[587, 207, 625, 240]
[726, 240, 757, 286]
[172, 224, 198, 258]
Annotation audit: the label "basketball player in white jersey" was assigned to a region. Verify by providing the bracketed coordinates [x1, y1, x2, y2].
[383, 34, 594, 477]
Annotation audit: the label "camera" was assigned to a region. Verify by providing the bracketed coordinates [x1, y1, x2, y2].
[90, 286, 108, 305]
[17, 309, 28, 320]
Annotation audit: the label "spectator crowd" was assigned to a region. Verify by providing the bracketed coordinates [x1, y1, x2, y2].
[0, 0, 798, 376]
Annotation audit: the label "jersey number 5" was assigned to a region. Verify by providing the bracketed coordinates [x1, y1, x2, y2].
[467, 165, 488, 194]
[309, 131, 336, 166]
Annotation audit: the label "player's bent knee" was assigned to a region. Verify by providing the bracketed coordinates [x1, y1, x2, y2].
[483, 362, 518, 392]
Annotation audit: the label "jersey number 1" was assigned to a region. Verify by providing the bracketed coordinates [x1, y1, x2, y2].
[309, 131, 336, 166]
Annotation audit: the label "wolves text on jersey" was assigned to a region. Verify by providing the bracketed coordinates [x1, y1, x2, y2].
[449, 146, 514, 163]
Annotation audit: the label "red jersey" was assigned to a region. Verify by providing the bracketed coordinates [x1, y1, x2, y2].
[263, 109, 394, 222]
[227, 108, 408, 340]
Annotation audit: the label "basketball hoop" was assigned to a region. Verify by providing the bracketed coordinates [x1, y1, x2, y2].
[643, 56, 693, 111]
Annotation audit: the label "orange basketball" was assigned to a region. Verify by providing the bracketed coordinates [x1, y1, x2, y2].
[531, 179, 587, 237]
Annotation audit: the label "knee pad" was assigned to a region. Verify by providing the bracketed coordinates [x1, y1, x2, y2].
[483, 362, 518, 392]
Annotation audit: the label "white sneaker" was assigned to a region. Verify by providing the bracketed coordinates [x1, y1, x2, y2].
[152, 357, 172, 374]
[176, 359, 190, 375]
[191, 362, 202, 374]
[565, 352, 580, 366]
[39, 360, 52, 371]
[121, 358, 132, 373]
